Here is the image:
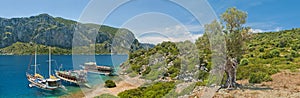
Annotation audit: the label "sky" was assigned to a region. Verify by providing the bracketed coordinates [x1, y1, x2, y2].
[0, 0, 299, 44]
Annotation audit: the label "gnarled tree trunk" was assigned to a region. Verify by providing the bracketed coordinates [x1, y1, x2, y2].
[224, 57, 238, 88]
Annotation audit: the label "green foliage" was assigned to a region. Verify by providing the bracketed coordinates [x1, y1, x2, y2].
[142, 66, 151, 76]
[249, 72, 272, 83]
[259, 53, 272, 59]
[221, 7, 249, 60]
[94, 94, 118, 98]
[221, 7, 247, 32]
[278, 41, 287, 48]
[198, 70, 209, 80]
[240, 58, 249, 66]
[259, 47, 265, 52]
[131, 64, 142, 73]
[195, 28, 212, 72]
[128, 41, 181, 79]
[118, 8, 300, 97]
[118, 82, 175, 98]
[270, 49, 280, 57]
[258, 49, 280, 59]
[285, 55, 294, 61]
[143, 69, 163, 81]
[272, 60, 280, 65]
[0, 42, 71, 55]
[196, 80, 208, 86]
[275, 64, 300, 70]
[167, 66, 180, 78]
[54, 17, 76, 26]
[291, 45, 300, 50]
[0, 14, 151, 55]
[237, 65, 278, 80]
[105, 80, 116, 88]
[291, 50, 299, 57]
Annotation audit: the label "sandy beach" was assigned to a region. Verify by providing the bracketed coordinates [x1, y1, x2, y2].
[83, 75, 146, 98]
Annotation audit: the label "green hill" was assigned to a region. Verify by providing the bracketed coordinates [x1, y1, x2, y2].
[118, 28, 300, 97]
[0, 14, 153, 55]
[237, 28, 300, 82]
[124, 28, 300, 82]
[0, 42, 70, 55]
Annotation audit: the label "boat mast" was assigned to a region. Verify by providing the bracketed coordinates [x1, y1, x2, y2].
[34, 46, 37, 75]
[49, 47, 51, 77]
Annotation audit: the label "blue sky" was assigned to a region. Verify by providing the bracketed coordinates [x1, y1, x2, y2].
[0, 0, 299, 44]
[209, 0, 300, 33]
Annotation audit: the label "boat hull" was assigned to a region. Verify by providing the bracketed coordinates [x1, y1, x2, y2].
[26, 73, 61, 90]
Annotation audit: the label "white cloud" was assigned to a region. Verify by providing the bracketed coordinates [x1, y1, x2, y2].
[120, 12, 204, 44]
[136, 25, 203, 44]
[250, 27, 282, 33]
[250, 29, 264, 33]
[247, 22, 283, 33]
[139, 36, 171, 45]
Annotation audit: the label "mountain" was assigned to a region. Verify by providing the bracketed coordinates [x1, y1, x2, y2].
[0, 14, 153, 54]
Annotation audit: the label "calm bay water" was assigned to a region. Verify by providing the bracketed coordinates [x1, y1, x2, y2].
[0, 55, 128, 98]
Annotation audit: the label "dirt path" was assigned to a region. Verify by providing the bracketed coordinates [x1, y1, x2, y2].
[213, 70, 300, 98]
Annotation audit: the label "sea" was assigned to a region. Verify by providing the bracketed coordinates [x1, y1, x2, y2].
[0, 55, 128, 98]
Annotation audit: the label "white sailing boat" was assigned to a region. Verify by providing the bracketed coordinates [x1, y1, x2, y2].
[26, 47, 65, 90]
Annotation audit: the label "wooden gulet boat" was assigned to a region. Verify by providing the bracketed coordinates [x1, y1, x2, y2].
[26, 47, 66, 90]
[82, 62, 114, 76]
[55, 69, 91, 88]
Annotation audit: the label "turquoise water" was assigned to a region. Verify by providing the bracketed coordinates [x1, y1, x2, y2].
[0, 55, 128, 98]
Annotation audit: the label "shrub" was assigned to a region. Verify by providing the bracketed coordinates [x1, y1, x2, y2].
[249, 72, 272, 83]
[240, 58, 249, 66]
[196, 80, 208, 86]
[95, 94, 118, 98]
[105, 80, 116, 88]
[259, 47, 264, 52]
[198, 70, 209, 80]
[285, 55, 294, 61]
[248, 47, 255, 52]
[131, 64, 142, 73]
[249, 54, 254, 57]
[142, 66, 151, 76]
[167, 66, 180, 78]
[272, 60, 280, 65]
[237, 65, 278, 80]
[278, 41, 287, 48]
[259, 53, 272, 59]
[118, 82, 175, 98]
[173, 58, 181, 68]
[291, 50, 298, 57]
[270, 49, 280, 57]
[279, 48, 285, 52]
[292, 45, 299, 50]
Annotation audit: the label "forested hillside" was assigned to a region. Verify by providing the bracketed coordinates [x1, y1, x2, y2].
[118, 28, 300, 97]
[0, 14, 153, 54]
[237, 28, 300, 83]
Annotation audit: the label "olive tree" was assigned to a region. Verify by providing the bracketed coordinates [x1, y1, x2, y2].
[221, 7, 250, 88]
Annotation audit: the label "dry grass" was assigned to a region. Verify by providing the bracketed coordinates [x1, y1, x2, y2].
[213, 70, 300, 98]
